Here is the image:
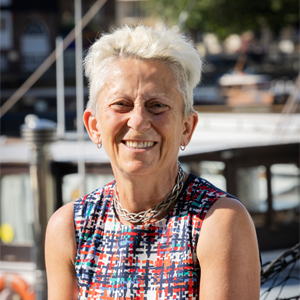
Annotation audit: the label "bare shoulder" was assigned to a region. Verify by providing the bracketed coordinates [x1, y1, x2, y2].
[46, 201, 76, 262]
[198, 196, 259, 257]
[46, 201, 76, 260]
[45, 202, 78, 300]
[47, 201, 75, 234]
[197, 197, 260, 300]
[200, 196, 256, 235]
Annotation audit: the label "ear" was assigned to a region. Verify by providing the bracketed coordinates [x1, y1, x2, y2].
[83, 108, 101, 144]
[182, 112, 198, 146]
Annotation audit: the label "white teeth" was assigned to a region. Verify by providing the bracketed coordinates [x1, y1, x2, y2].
[125, 141, 154, 149]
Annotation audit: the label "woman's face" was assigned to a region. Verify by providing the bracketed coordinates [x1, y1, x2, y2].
[84, 57, 197, 177]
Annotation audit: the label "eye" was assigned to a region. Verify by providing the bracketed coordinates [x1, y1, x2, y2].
[110, 101, 133, 112]
[114, 101, 130, 106]
[151, 103, 166, 108]
[147, 101, 169, 114]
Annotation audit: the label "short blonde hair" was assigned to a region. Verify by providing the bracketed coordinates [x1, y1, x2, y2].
[84, 25, 202, 116]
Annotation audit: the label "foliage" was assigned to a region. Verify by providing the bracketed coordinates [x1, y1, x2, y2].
[145, 0, 299, 39]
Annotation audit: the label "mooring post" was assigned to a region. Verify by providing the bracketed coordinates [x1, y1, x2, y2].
[21, 115, 56, 300]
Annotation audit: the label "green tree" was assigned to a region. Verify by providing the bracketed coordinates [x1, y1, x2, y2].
[146, 0, 299, 39]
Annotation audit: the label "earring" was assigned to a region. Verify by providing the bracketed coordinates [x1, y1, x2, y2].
[97, 141, 102, 149]
[180, 142, 186, 151]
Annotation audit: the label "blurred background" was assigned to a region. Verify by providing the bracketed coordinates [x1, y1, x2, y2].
[0, 0, 299, 299]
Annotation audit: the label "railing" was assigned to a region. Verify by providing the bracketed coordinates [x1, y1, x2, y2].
[260, 243, 300, 300]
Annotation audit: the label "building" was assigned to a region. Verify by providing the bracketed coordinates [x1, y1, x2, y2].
[0, 0, 116, 135]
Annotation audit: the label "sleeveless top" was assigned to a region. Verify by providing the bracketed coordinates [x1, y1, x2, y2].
[74, 174, 235, 300]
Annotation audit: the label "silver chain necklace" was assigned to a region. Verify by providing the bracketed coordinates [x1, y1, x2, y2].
[113, 161, 185, 224]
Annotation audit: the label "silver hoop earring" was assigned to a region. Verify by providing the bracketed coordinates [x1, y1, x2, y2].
[97, 142, 102, 149]
[180, 143, 186, 151]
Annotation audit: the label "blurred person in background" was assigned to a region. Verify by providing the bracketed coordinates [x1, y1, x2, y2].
[45, 25, 260, 300]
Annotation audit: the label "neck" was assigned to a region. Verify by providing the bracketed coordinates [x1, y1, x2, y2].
[112, 162, 181, 214]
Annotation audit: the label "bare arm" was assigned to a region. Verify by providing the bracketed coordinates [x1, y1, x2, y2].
[45, 202, 79, 300]
[197, 197, 260, 300]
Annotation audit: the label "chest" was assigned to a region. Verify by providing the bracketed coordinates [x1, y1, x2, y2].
[76, 214, 200, 300]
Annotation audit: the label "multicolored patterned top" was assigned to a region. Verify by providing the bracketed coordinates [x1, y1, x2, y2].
[74, 174, 235, 300]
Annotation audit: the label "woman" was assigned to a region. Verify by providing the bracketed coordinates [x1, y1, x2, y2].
[45, 25, 260, 300]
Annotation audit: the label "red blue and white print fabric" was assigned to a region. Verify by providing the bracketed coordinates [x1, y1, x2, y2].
[74, 174, 234, 300]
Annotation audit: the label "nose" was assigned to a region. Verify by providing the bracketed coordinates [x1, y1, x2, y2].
[127, 105, 151, 133]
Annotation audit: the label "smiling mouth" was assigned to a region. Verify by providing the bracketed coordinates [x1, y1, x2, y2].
[123, 141, 156, 149]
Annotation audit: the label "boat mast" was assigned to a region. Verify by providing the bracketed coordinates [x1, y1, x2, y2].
[75, 0, 86, 196]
